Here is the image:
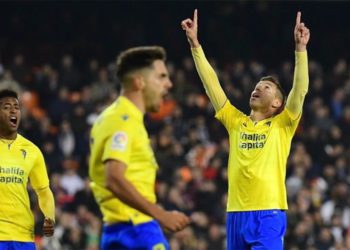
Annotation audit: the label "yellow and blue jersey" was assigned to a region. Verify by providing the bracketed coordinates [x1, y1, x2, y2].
[89, 96, 158, 224]
[216, 102, 301, 211]
[191, 46, 308, 211]
[0, 134, 49, 242]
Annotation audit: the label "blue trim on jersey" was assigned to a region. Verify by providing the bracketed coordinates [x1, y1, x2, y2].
[101, 220, 169, 250]
[226, 210, 287, 250]
[0, 241, 35, 250]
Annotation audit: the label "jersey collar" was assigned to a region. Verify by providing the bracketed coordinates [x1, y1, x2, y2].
[118, 96, 144, 122]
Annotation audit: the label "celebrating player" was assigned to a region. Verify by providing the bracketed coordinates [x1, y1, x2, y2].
[182, 10, 310, 250]
[89, 46, 190, 250]
[0, 89, 55, 250]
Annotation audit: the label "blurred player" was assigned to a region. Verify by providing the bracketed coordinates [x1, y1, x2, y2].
[182, 10, 310, 250]
[89, 46, 190, 250]
[0, 89, 55, 250]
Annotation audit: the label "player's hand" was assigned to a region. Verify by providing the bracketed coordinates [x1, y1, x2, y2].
[294, 11, 310, 51]
[157, 210, 190, 233]
[43, 218, 55, 237]
[181, 9, 200, 48]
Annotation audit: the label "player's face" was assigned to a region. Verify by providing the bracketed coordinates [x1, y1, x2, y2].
[0, 97, 21, 136]
[249, 81, 280, 110]
[143, 60, 173, 112]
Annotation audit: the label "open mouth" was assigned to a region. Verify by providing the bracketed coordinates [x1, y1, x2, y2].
[9, 116, 17, 127]
[251, 93, 260, 99]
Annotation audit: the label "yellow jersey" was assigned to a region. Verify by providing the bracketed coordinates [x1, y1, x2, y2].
[191, 46, 308, 211]
[216, 102, 301, 211]
[89, 96, 158, 224]
[0, 134, 49, 242]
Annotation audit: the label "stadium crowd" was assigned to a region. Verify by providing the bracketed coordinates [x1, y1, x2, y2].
[1, 2, 350, 250]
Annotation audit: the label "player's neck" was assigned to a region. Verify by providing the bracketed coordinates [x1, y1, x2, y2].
[121, 91, 145, 114]
[249, 109, 274, 122]
[0, 131, 17, 140]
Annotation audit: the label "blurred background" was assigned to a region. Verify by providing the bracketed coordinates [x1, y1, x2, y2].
[1, 1, 350, 249]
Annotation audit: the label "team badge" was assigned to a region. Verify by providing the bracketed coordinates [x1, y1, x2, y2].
[20, 149, 27, 159]
[111, 132, 128, 151]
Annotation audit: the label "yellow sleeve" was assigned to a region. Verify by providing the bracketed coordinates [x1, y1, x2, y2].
[215, 100, 245, 131]
[29, 148, 55, 221]
[285, 51, 309, 119]
[35, 187, 55, 222]
[275, 108, 302, 136]
[29, 149, 49, 189]
[102, 125, 133, 165]
[191, 46, 227, 112]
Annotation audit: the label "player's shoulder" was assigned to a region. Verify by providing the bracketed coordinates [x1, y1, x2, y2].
[100, 103, 136, 125]
[271, 108, 301, 130]
[225, 101, 245, 115]
[273, 108, 299, 121]
[16, 134, 41, 152]
[92, 101, 139, 135]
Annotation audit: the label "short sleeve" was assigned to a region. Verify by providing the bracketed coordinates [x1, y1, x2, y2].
[102, 127, 133, 165]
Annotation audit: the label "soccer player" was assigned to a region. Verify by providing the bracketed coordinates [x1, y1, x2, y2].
[0, 89, 55, 250]
[181, 10, 310, 250]
[89, 46, 190, 250]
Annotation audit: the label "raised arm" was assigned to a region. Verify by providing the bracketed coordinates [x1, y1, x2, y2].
[181, 9, 227, 112]
[285, 12, 310, 118]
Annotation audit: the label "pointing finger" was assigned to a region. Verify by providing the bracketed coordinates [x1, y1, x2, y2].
[193, 9, 198, 26]
[296, 11, 301, 25]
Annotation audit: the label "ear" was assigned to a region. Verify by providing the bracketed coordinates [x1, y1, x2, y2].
[271, 98, 282, 109]
[131, 74, 146, 91]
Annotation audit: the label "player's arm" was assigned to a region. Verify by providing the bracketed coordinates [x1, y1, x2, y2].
[105, 160, 190, 232]
[35, 187, 55, 236]
[285, 12, 310, 119]
[29, 150, 55, 237]
[181, 9, 227, 112]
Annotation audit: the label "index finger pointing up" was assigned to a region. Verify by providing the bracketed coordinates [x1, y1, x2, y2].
[296, 11, 301, 25]
[193, 9, 198, 24]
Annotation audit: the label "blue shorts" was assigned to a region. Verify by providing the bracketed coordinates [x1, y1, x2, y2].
[101, 220, 169, 250]
[226, 210, 287, 250]
[0, 241, 35, 250]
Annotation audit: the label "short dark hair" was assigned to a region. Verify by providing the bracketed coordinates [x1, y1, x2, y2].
[259, 75, 286, 104]
[116, 46, 166, 82]
[0, 89, 18, 101]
